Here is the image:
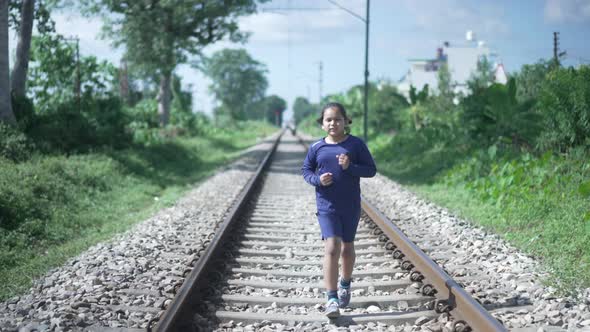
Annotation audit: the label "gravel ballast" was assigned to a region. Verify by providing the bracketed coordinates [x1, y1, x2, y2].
[361, 175, 590, 331]
[1, 131, 589, 331]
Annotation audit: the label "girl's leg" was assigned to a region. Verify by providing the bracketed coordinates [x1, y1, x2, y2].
[340, 241, 356, 281]
[323, 237, 342, 291]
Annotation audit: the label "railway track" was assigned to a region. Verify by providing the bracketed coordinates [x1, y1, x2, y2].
[151, 131, 532, 332]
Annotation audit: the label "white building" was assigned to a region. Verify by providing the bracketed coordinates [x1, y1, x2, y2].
[397, 32, 505, 100]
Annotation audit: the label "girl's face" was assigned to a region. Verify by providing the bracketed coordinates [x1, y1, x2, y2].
[321, 107, 346, 138]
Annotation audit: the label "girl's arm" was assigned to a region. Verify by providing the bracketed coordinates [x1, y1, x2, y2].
[302, 147, 321, 186]
[344, 141, 376, 178]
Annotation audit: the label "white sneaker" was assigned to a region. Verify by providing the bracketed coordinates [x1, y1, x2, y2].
[325, 298, 341, 318]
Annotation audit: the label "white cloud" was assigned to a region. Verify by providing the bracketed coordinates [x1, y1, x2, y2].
[240, 0, 365, 44]
[544, 0, 590, 23]
[399, 0, 510, 39]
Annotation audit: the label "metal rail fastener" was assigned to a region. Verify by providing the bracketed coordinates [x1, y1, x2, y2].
[361, 198, 507, 332]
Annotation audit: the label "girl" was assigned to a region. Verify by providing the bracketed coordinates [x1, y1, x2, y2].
[301, 102, 377, 318]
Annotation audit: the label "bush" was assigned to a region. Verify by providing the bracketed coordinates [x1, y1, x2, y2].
[28, 96, 131, 153]
[0, 124, 36, 162]
[461, 79, 541, 149]
[11, 94, 36, 133]
[537, 66, 590, 152]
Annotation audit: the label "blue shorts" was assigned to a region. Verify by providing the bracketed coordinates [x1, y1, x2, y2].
[316, 211, 361, 243]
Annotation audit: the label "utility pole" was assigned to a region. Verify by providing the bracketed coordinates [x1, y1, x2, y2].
[318, 61, 323, 104]
[74, 37, 80, 109]
[65, 36, 81, 110]
[263, 1, 371, 141]
[552, 31, 567, 68]
[363, 0, 370, 142]
[553, 32, 559, 67]
[327, 0, 370, 141]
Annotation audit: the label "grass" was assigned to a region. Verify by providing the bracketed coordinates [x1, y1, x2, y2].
[0, 121, 277, 301]
[410, 150, 590, 294]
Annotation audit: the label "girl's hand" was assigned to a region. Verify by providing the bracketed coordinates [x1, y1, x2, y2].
[319, 172, 333, 186]
[337, 153, 350, 170]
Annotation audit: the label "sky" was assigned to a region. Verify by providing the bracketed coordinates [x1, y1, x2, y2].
[8, 0, 590, 121]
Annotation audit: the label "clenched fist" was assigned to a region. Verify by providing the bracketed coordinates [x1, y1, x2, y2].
[336, 153, 350, 170]
[319, 172, 333, 186]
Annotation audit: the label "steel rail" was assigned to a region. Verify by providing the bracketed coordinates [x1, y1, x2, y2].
[361, 199, 507, 332]
[296, 133, 506, 332]
[154, 130, 284, 332]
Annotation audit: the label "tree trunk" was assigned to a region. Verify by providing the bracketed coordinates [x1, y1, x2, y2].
[157, 71, 172, 126]
[10, 0, 35, 99]
[0, 0, 16, 126]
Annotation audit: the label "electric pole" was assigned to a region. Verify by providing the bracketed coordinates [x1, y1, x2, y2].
[65, 36, 81, 110]
[552, 31, 567, 68]
[327, 0, 370, 142]
[263, 1, 371, 141]
[363, 0, 370, 142]
[319, 61, 323, 104]
[553, 32, 559, 67]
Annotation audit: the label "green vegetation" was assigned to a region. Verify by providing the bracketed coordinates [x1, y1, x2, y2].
[298, 62, 590, 294]
[0, 121, 276, 300]
[1, 1, 283, 301]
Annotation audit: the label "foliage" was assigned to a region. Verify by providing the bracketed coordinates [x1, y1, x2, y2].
[8, 0, 56, 34]
[83, 0, 262, 74]
[0, 123, 36, 162]
[293, 97, 316, 125]
[437, 147, 590, 292]
[513, 59, 553, 103]
[171, 75, 192, 114]
[203, 48, 268, 120]
[436, 63, 453, 100]
[429, 63, 455, 112]
[26, 96, 131, 153]
[0, 120, 277, 300]
[537, 66, 590, 152]
[81, 0, 265, 125]
[462, 78, 541, 148]
[467, 55, 494, 91]
[370, 83, 409, 133]
[28, 34, 119, 112]
[261, 95, 287, 126]
[409, 84, 429, 105]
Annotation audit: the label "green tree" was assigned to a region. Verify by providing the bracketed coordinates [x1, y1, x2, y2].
[437, 63, 453, 100]
[462, 78, 540, 148]
[483, 78, 540, 147]
[537, 66, 590, 151]
[203, 48, 268, 120]
[28, 34, 118, 112]
[370, 83, 409, 133]
[83, 0, 264, 126]
[468, 56, 494, 91]
[293, 96, 315, 124]
[262, 95, 286, 126]
[409, 84, 429, 105]
[513, 59, 553, 103]
[170, 75, 192, 114]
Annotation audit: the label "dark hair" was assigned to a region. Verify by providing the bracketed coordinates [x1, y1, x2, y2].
[316, 102, 352, 125]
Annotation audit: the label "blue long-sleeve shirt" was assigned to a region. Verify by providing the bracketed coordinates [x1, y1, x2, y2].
[302, 135, 376, 215]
